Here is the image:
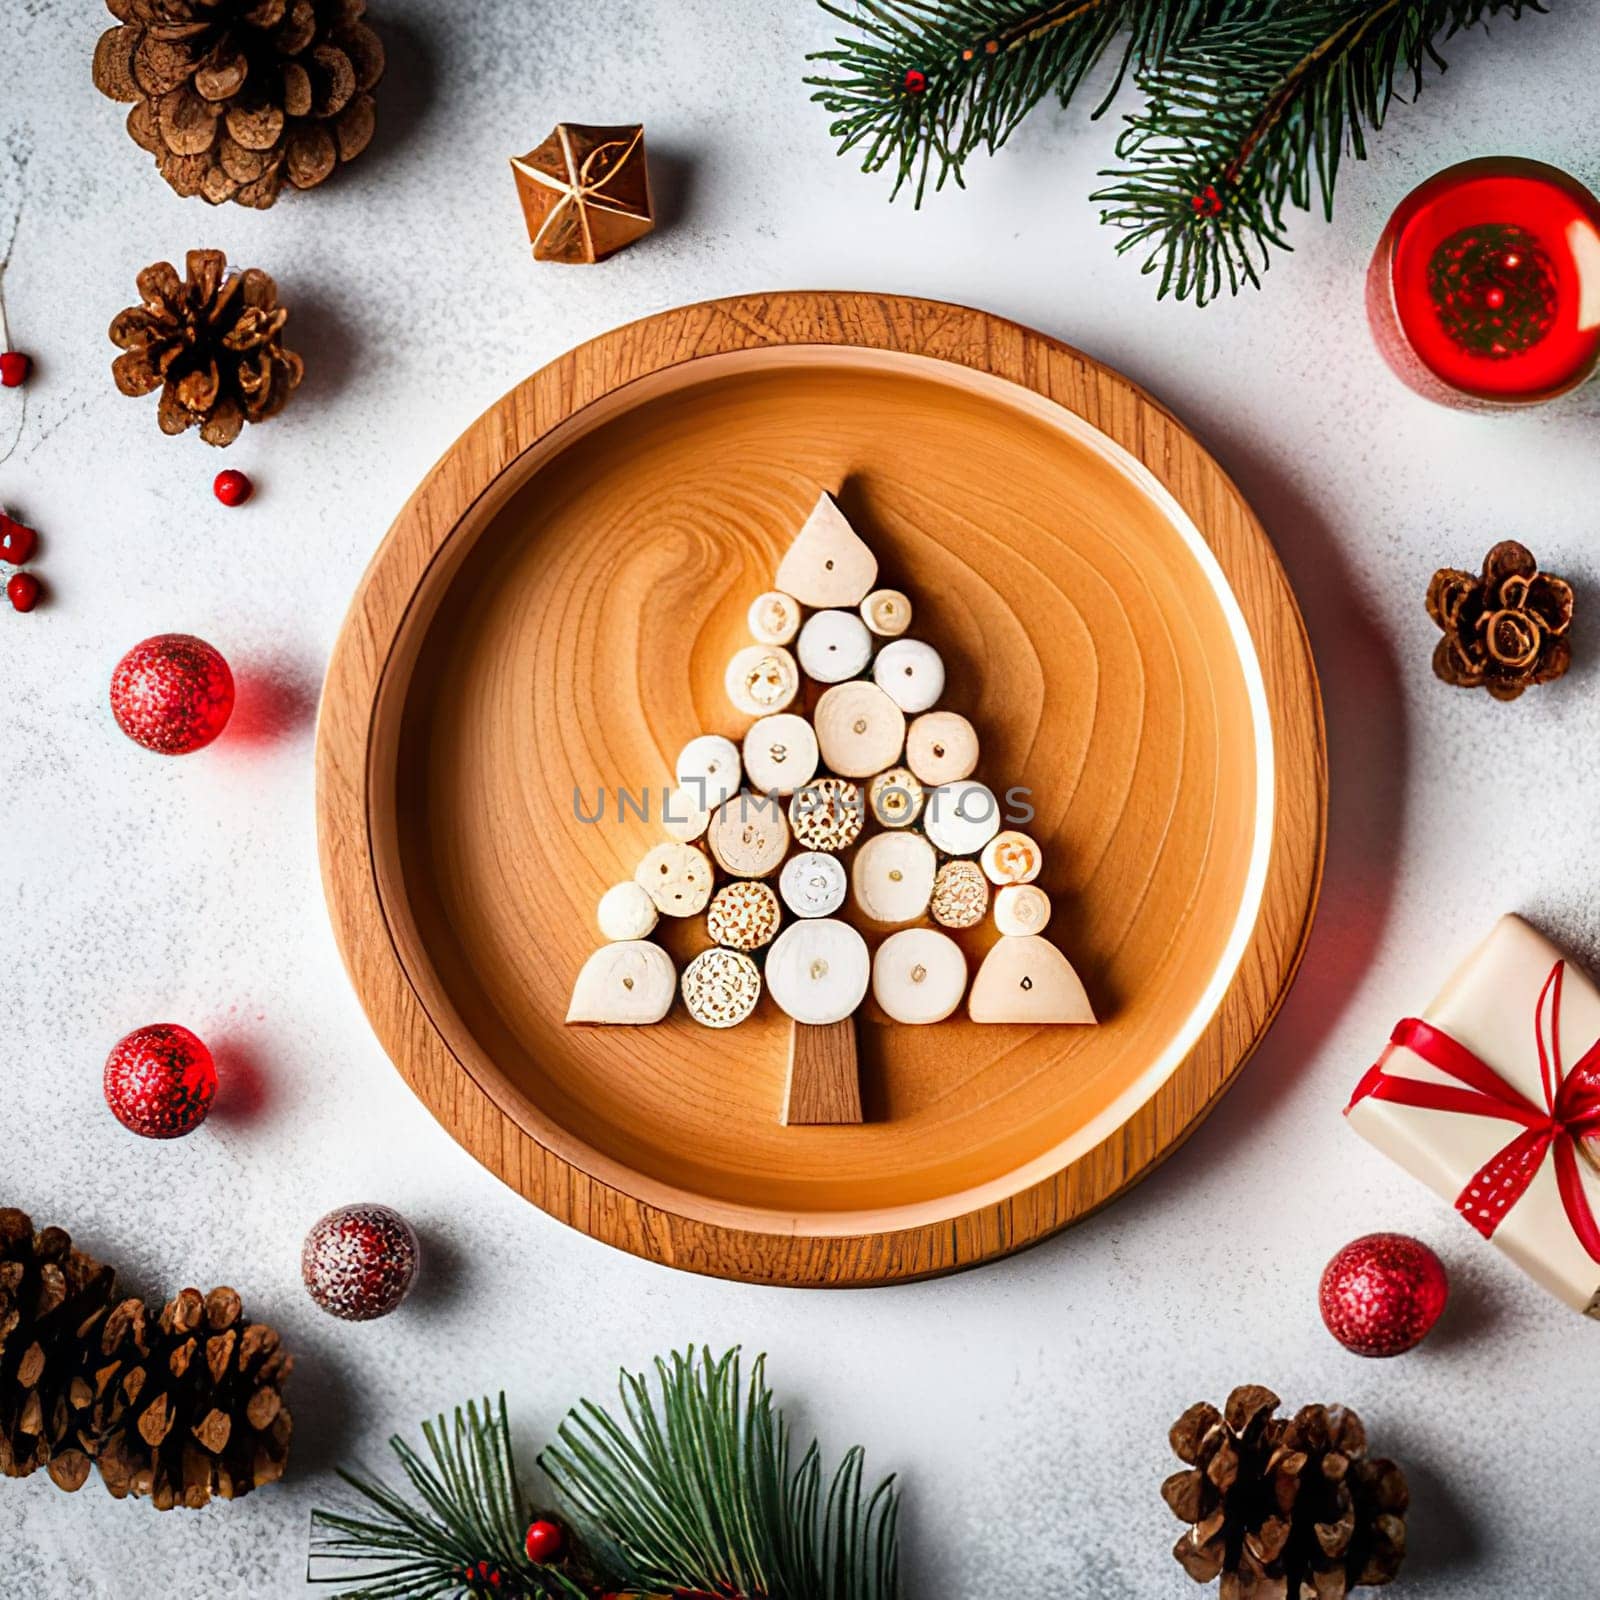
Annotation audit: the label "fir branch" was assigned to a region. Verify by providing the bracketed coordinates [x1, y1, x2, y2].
[310, 1355, 897, 1600]
[310, 1396, 590, 1600]
[1092, 0, 1546, 303]
[540, 1348, 900, 1600]
[806, 0, 1220, 203]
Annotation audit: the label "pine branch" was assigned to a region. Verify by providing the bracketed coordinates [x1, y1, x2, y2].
[806, 0, 1220, 203]
[539, 1347, 900, 1600]
[309, 1396, 591, 1600]
[309, 1356, 897, 1600]
[1091, 0, 1547, 303]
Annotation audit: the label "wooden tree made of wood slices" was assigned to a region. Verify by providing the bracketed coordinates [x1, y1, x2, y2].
[568, 493, 1097, 1124]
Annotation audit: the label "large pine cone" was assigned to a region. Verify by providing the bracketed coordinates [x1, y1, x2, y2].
[1163, 1385, 1408, 1600]
[88, 1286, 293, 1510]
[1427, 539, 1574, 701]
[110, 250, 304, 447]
[0, 1210, 118, 1491]
[92, 0, 384, 209]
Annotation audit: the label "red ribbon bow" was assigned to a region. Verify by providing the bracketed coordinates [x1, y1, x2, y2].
[1347, 960, 1600, 1263]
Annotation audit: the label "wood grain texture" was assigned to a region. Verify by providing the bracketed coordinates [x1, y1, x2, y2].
[315, 292, 1326, 1288]
[784, 1020, 864, 1126]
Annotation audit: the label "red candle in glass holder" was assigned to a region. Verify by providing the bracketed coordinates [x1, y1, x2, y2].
[1367, 157, 1600, 408]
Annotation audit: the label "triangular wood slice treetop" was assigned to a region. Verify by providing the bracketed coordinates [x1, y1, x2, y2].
[567, 492, 1097, 1126]
[775, 492, 879, 608]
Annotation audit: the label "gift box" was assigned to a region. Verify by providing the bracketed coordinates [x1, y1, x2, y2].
[1346, 914, 1600, 1317]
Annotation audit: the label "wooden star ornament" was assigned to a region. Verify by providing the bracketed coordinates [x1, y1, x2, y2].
[509, 123, 654, 264]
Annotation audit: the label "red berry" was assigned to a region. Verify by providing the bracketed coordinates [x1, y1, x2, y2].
[1319, 1233, 1448, 1357]
[213, 469, 253, 507]
[0, 514, 37, 565]
[524, 1519, 564, 1564]
[903, 68, 927, 94]
[301, 1204, 420, 1321]
[0, 352, 29, 388]
[104, 1023, 217, 1139]
[110, 633, 235, 754]
[7, 572, 40, 612]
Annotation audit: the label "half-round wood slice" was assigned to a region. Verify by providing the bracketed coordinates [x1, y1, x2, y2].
[316, 292, 1325, 1287]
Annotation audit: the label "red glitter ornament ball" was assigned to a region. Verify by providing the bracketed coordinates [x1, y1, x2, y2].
[301, 1203, 420, 1321]
[213, 469, 253, 507]
[104, 1022, 217, 1139]
[110, 633, 235, 754]
[0, 352, 29, 388]
[1319, 1233, 1448, 1358]
[7, 572, 40, 613]
[524, 1519, 564, 1564]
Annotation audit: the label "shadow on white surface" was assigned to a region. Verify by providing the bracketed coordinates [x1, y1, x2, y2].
[209, 1035, 274, 1127]
[224, 656, 321, 748]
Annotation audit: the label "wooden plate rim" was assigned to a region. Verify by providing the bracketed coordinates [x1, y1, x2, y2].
[315, 290, 1327, 1287]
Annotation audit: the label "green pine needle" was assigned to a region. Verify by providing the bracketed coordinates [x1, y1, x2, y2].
[806, 0, 1220, 203]
[1092, 0, 1547, 303]
[310, 1355, 899, 1600]
[310, 1396, 589, 1599]
[540, 1348, 901, 1600]
[809, 0, 1546, 301]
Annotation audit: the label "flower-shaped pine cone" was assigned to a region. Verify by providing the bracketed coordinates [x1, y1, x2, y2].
[1426, 539, 1574, 702]
[110, 250, 304, 446]
[92, 0, 384, 209]
[1163, 1385, 1409, 1597]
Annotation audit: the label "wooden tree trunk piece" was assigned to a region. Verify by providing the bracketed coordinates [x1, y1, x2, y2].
[782, 1018, 863, 1125]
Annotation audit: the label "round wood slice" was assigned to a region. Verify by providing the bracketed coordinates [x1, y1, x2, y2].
[316, 292, 1325, 1288]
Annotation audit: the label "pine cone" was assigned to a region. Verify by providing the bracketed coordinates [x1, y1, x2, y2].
[1427, 539, 1574, 701]
[89, 1286, 293, 1510]
[109, 250, 304, 447]
[0, 1210, 117, 1492]
[1163, 1385, 1409, 1600]
[92, 0, 383, 209]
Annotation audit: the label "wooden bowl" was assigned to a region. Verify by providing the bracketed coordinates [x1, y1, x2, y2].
[316, 293, 1325, 1286]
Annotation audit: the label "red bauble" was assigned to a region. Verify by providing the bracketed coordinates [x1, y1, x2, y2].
[0, 352, 29, 388]
[524, 1519, 564, 1564]
[104, 1022, 217, 1139]
[301, 1203, 420, 1321]
[902, 68, 927, 94]
[0, 514, 36, 565]
[110, 633, 235, 754]
[213, 469, 254, 507]
[7, 572, 40, 612]
[1369, 156, 1600, 406]
[1319, 1233, 1448, 1357]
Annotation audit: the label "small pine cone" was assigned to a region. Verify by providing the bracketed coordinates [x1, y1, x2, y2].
[1426, 539, 1574, 702]
[0, 1210, 118, 1492]
[1163, 1385, 1409, 1599]
[92, 0, 384, 210]
[109, 250, 304, 447]
[89, 1286, 293, 1510]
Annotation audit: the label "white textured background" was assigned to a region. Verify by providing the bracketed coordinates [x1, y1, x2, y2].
[4, 3, 1599, 1596]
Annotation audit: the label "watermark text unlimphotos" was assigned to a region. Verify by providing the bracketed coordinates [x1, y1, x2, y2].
[573, 782, 1034, 828]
